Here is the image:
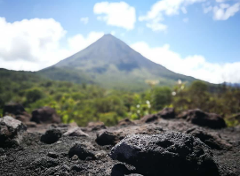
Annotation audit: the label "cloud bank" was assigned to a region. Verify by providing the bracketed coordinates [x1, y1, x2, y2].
[0, 17, 103, 71]
[131, 42, 240, 83]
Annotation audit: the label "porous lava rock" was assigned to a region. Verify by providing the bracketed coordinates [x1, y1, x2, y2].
[87, 121, 106, 131]
[68, 143, 96, 160]
[96, 130, 124, 146]
[110, 132, 220, 176]
[157, 107, 175, 119]
[31, 106, 61, 124]
[140, 114, 158, 123]
[40, 128, 62, 144]
[187, 129, 232, 150]
[0, 116, 27, 147]
[179, 109, 226, 129]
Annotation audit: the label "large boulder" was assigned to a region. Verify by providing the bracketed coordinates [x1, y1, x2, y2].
[157, 108, 175, 119]
[3, 103, 25, 116]
[179, 109, 226, 129]
[0, 116, 27, 147]
[31, 107, 61, 124]
[110, 132, 219, 176]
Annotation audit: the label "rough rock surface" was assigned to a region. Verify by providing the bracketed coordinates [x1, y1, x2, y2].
[187, 128, 232, 150]
[40, 128, 62, 144]
[157, 107, 175, 119]
[110, 132, 220, 176]
[0, 117, 240, 176]
[31, 106, 61, 124]
[179, 109, 226, 129]
[0, 116, 27, 147]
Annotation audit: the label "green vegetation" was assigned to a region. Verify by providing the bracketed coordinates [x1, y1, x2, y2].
[0, 68, 239, 126]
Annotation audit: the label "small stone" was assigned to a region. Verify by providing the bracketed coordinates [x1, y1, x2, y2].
[71, 155, 78, 160]
[96, 130, 124, 146]
[41, 128, 62, 144]
[71, 165, 83, 172]
[68, 143, 96, 160]
[64, 127, 89, 137]
[47, 152, 59, 158]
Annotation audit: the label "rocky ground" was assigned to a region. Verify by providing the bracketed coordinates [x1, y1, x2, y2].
[0, 108, 240, 176]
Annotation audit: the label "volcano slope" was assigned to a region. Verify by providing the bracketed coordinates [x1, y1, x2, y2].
[0, 113, 239, 176]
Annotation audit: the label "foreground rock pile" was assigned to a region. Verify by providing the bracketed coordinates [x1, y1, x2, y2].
[0, 108, 239, 176]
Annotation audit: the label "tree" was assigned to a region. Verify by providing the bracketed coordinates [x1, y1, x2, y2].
[25, 88, 44, 105]
[151, 87, 172, 111]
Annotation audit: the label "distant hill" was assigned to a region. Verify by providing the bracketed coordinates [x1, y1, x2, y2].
[39, 34, 196, 91]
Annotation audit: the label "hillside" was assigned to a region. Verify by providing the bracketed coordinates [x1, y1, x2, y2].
[39, 34, 196, 91]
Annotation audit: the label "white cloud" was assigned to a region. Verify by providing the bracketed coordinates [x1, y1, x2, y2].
[93, 1, 136, 30]
[139, 0, 204, 32]
[213, 2, 240, 20]
[0, 17, 104, 71]
[80, 17, 89, 24]
[131, 42, 240, 83]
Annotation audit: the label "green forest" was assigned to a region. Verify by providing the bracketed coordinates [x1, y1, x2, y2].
[0, 69, 239, 127]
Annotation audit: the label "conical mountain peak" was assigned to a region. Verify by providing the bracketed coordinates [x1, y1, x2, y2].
[41, 35, 195, 90]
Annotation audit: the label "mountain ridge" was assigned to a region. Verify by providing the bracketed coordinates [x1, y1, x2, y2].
[39, 34, 196, 91]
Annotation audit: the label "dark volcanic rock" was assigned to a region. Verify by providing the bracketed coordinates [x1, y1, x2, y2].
[15, 112, 32, 122]
[71, 165, 83, 172]
[187, 129, 232, 150]
[68, 143, 96, 160]
[179, 109, 226, 129]
[64, 127, 89, 137]
[31, 106, 61, 124]
[3, 103, 25, 116]
[87, 121, 106, 131]
[96, 130, 124, 146]
[140, 114, 158, 123]
[41, 128, 62, 144]
[110, 132, 220, 176]
[118, 118, 135, 126]
[111, 164, 131, 176]
[157, 107, 175, 119]
[47, 152, 59, 158]
[0, 116, 27, 147]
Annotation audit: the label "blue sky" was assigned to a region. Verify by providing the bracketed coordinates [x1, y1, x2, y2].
[0, 0, 240, 83]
